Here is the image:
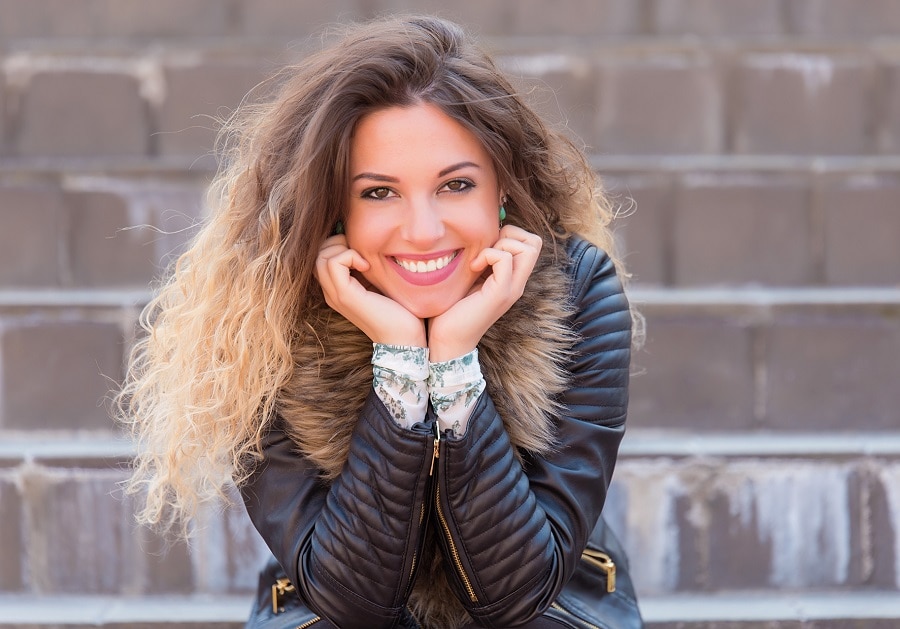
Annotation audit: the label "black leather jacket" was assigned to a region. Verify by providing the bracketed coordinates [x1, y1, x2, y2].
[241, 237, 632, 628]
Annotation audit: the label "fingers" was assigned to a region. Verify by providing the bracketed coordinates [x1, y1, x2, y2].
[470, 226, 542, 298]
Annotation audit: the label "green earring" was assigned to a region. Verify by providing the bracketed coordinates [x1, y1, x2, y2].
[333, 220, 344, 235]
[499, 205, 507, 223]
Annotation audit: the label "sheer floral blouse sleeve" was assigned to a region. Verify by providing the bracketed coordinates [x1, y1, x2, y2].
[371, 344, 486, 437]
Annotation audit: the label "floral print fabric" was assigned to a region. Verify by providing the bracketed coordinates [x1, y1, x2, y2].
[371, 343, 486, 437]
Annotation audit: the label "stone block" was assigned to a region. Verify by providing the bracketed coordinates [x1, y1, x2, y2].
[704, 461, 857, 589]
[614, 458, 867, 594]
[820, 174, 900, 286]
[764, 309, 900, 430]
[0, 320, 123, 430]
[672, 173, 811, 286]
[95, 0, 230, 38]
[239, 0, 361, 38]
[17, 71, 149, 158]
[380, 0, 642, 36]
[597, 54, 722, 154]
[871, 465, 900, 588]
[0, 475, 23, 590]
[628, 313, 756, 430]
[191, 489, 269, 594]
[501, 53, 600, 149]
[67, 190, 158, 287]
[0, 0, 94, 38]
[602, 173, 674, 286]
[0, 185, 64, 287]
[733, 54, 874, 154]
[0, 75, 7, 157]
[787, 0, 900, 37]
[883, 60, 900, 154]
[21, 468, 142, 593]
[158, 63, 271, 157]
[652, 0, 784, 37]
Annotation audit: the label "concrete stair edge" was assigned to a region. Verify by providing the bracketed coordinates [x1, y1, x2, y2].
[2, 591, 900, 625]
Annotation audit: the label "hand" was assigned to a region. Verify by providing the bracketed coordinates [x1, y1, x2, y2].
[428, 226, 542, 361]
[315, 235, 427, 347]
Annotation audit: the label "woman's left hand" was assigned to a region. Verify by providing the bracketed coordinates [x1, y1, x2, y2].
[428, 225, 542, 362]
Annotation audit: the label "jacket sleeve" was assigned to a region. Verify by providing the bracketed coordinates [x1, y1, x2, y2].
[435, 239, 631, 626]
[240, 389, 433, 629]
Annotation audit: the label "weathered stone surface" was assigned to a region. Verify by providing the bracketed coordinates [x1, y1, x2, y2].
[0, 320, 123, 430]
[239, 0, 361, 38]
[68, 190, 158, 287]
[17, 71, 149, 158]
[0, 0, 94, 38]
[883, 60, 900, 154]
[603, 173, 675, 286]
[764, 311, 900, 430]
[787, 0, 900, 37]
[21, 468, 135, 593]
[190, 489, 268, 594]
[733, 54, 874, 154]
[820, 174, 900, 286]
[0, 185, 64, 287]
[0, 475, 23, 591]
[672, 173, 811, 286]
[381, 0, 642, 36]
[628, 314, 756, 430]
[95, 0, 231, 38]
[613, 457, 870, 594]
[597, 54, 722, 154]
[502, 53, 600, 149]
[652, 0, 784, 36]
[158, 62, 271, 157]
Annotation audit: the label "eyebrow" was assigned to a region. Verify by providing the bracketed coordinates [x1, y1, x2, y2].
[350, 161, 481, 183]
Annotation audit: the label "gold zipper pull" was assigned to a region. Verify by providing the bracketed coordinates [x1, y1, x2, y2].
[271, 577, 296, 613]
[429, 423, 440, 476]
[582, 549, 616, 593]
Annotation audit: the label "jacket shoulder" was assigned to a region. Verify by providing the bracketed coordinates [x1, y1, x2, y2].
[564, 235, 624, 308]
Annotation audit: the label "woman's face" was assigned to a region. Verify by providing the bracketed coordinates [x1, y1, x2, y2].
[345, 103, 502, 319]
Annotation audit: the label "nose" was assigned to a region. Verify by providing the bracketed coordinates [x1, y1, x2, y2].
[401, 198, 445, 246]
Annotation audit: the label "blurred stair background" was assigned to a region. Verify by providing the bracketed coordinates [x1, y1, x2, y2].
[1, 1, 899, 627]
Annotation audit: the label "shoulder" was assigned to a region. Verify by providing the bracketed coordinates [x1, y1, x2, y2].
[563, 235, 628, 316]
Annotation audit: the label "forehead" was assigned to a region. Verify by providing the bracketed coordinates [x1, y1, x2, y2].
[349, 103, 493, 173]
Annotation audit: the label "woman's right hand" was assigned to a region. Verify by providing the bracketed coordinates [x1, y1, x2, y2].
[315, 234, 427, 347]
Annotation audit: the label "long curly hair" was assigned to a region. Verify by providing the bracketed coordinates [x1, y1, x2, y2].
[117, 14, 626, 532]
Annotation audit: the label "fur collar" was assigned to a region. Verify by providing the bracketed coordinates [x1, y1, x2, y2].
[278, 242, 576, 627]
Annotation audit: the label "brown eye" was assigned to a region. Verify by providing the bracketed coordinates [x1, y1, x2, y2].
[363, 187, 393, 199]
[442, 179, 473, 193]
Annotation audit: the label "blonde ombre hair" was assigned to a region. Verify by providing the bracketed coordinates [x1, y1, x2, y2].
[117, 15, 624, 532]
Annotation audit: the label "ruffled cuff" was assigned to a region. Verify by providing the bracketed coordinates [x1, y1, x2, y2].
[371, 344, 428, 429]
[428, 349, 486, 437]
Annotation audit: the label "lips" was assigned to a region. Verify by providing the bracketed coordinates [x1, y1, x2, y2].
[390, 250, 462, 286]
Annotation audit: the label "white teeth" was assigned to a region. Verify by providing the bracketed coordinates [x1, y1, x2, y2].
[396, 253, 456, 273]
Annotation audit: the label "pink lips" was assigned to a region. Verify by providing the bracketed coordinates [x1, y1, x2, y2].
[391, 250, 462, 286]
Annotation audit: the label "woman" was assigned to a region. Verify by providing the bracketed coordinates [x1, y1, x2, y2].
[119, 15, 639, 629]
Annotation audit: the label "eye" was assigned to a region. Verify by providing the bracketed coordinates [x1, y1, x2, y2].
[361, 187, 396, 200]
[441, 178, 474, 193]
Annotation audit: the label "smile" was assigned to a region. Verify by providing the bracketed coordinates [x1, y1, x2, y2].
[393, 252, 458, 273]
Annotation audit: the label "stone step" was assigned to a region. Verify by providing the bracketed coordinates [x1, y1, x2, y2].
[1, 42, 899, 160]
[4, 0, 900, 43]
[2, 286, 897, 433]
[2, 163, 899, 293]
[1, 432, 898, 597]
[1, 590, 900, 628]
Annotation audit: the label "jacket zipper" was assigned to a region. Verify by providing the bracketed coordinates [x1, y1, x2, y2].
[430, 425, 479, 603]
[550, 601, 602, 629]
[272, 577, 320, 626]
